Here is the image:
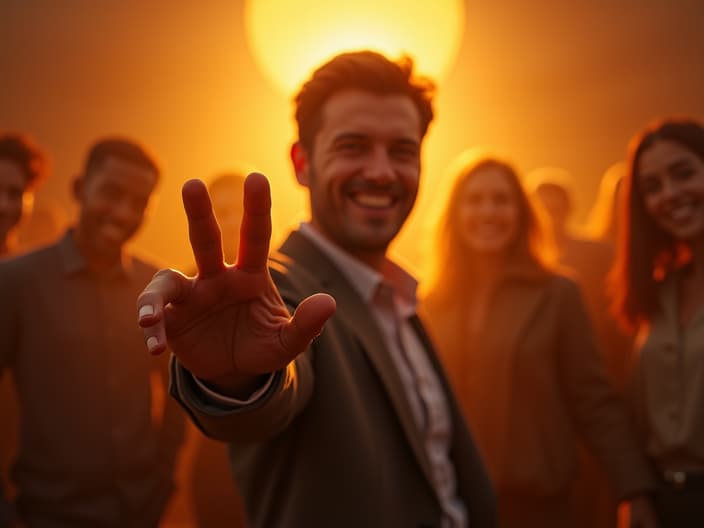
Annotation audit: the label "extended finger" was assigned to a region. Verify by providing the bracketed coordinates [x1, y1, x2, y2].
[237, 172, 272, 274]
[279, 293, 336, 358]
[137, 268, 191, 355]
[182, 179, 225, 279]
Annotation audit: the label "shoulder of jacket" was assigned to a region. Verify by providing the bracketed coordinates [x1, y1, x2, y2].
[0, 244, 54, 276]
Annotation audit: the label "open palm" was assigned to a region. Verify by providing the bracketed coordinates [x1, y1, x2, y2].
[137, 174, 335, 393]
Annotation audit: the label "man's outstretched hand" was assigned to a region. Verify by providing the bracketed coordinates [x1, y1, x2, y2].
[136, 173, 336, 396]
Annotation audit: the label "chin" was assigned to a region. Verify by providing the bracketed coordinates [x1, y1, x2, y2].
[96, 242, 124, 260]
[338, 233, 389, 254]
[468, 239, 510, 252]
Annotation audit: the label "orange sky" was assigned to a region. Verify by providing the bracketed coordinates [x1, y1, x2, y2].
[2, 0, 703, 277]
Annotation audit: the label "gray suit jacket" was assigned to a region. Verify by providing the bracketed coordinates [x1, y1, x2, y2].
[171, 230, 496, 527]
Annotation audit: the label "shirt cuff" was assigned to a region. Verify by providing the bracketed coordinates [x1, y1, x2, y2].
[191, 373, 275, 406]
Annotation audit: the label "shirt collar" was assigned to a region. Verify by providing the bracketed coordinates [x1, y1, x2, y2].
[298, 222, 418, 315]
[57, 229, 133, 279]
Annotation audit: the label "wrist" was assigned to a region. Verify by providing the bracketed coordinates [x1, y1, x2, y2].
[202, 372, 270, 399]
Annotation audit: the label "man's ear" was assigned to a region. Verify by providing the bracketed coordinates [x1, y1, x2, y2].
[290, 142, 310, 187]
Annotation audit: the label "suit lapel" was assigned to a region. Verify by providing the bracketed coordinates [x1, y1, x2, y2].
[331, 284, 436, 486]
[278, 232, 435, 487]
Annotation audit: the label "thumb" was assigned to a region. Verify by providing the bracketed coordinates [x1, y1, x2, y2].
[280, 293, 336, 356]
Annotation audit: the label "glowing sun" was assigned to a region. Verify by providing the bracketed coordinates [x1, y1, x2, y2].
[244, 0, 466, 95]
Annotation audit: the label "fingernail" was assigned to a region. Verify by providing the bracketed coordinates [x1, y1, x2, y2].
[146, 336, 159, 352]
[139, 305, 155, 319]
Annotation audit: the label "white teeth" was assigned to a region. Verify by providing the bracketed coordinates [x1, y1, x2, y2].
[352, 193, 393, 208]
[101, 224, 126, 240]
[668, 203, 694, 222]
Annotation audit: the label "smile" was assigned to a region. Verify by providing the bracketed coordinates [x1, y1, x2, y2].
[664, 199, 699, 223]
[349, 192, 396, 209]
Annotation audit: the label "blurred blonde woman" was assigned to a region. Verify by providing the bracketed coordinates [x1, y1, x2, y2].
[420, 150, 657, 528]
[588, 161, 627, 246]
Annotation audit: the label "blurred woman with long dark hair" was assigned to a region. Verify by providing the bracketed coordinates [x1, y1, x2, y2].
[611, 118, 704, 527]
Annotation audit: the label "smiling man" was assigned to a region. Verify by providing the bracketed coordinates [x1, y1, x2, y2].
[0, 138, 185, 527]
[137, 51, 496, 527]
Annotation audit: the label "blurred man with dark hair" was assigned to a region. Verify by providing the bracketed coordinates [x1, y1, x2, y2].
[0, 137, 185, 527]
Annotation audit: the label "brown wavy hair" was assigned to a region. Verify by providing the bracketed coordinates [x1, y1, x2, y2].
[610, 117, 704, 329]
[294, 50, 436, 153]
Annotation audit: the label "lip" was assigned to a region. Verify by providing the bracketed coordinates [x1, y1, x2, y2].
[343, 180, 404, 214]
[470, 232, 509, 243]
[668, 206, 694, 223]
[348, 191, 397, 209]
[661, 198, 700, 224]
[97, 222, 129, 244]
[470, 220, 507, 232]
[472, 227, 507, 235]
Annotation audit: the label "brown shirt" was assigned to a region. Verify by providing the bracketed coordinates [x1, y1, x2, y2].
[631, 273, 704, 470]
[0, 231, 185, 526]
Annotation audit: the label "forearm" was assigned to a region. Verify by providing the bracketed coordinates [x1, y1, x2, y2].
[169, 353, 313, 443]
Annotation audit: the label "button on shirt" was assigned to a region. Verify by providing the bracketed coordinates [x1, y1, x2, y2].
[0, 231, 185, 525]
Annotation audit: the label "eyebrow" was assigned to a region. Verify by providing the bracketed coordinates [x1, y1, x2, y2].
[331, 132, 368, 144]
[667, 158, 694, 172]
[640, 157, 693, 180]
[393, 137, 421, 149]
[330, 132, 420, 146]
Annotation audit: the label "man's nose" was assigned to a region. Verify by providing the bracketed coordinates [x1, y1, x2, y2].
[364, 147, 395, 183]
[111, 199, 142, 226]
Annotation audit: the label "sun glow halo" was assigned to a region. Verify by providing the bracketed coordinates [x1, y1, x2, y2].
[244, 0, 466, 95]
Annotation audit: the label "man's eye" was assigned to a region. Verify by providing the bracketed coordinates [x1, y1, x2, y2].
[339, 142, 364, 152]
[391, 147, 418, 159]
